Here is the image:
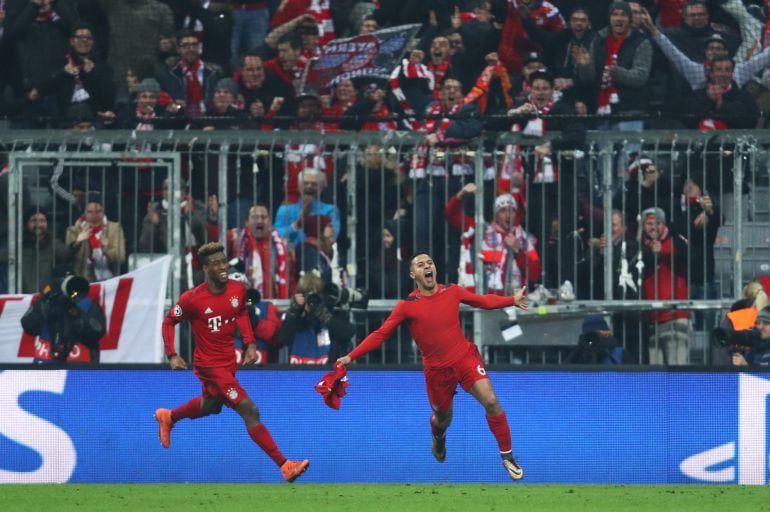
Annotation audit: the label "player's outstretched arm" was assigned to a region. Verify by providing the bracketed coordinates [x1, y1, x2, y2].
[336, 355, 352, 367]
[169, 354, 188, 369]
[514, 286, 528, 310]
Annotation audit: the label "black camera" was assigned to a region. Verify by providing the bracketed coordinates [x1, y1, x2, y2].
[578, 331, 616, 352]
[321, 283, 369, 310]
[305, 283, 368, 311]
[569, 331, 619, 364]
[42, 275, 90, 303]
[712, 326, 762, 353]
[245, 289, 261, 307]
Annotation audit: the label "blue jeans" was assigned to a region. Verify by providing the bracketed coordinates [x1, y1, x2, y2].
[231, 8, 269, 68]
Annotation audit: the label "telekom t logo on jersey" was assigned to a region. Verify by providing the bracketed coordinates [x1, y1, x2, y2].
[680, 374, 770, 484]
[207, 315, 222, 332]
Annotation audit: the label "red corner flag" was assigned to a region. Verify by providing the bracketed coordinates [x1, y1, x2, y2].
[314, 364, 348, 409]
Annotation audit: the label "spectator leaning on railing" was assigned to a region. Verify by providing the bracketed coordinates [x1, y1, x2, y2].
[65, 191, 126, 283]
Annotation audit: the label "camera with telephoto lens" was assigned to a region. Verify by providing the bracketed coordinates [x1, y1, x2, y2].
[711, 326, 763, 353]
[320, 283, 369, 310]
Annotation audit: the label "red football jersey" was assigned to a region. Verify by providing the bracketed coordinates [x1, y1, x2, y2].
[162, 280, 254, 368]
[348, 284, 515, 368]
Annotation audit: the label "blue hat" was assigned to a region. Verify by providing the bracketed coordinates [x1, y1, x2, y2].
[582, 315, 610, 334]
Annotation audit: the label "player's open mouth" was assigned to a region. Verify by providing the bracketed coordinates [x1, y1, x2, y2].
[424, 270, 434, 281]
[219, 272, 228, 279]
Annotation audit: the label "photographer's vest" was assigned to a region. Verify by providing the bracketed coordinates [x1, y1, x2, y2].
[727, 307, 758, 331]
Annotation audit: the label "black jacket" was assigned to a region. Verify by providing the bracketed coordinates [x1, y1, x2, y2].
[577, 28, 653, 114]
[683, 81, 760, 130]
[37, 53, 116, 115]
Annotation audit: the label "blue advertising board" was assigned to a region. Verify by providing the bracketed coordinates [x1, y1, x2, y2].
[1, 369, 768, 484]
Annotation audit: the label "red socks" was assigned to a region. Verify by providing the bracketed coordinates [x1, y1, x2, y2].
[171, 397, 207, 422]
[486, 412, 512, 454]
[248, 423, 287, 467]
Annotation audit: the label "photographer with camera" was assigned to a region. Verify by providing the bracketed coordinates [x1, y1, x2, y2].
[728, 307, 770, 367]
[568, 315, 632, 365]
[711, 281, 769, 365]
[277, 272, 359, 365]
[20, 274, 106, 363]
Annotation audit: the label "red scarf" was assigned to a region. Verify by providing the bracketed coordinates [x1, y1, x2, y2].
[500, 97, 555, 190]
[680, 194, 700, 212]
[597, 33, 625, 115]
[410, 101, 462, 177]
[87, 221, 104, 250]
[65, 53, 84, 89]
[428, 60, 450, 100]
[309, 0, 336, 46]
[240, 228, 289, 298]
[181, 59, 205, 113]
[389, 59, 435, 131]
[134, 104, 156, 130]
[36, 10, 55, 22]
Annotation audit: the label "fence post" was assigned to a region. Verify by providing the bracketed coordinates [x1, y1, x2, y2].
[217, 143, 230, 247]
[733, 138, 744, 298]
[473, 143, 485, 352]
[602, 142, 614, 301]
[168, 152, 182, 305]
[346, 146, 358, 286]
[7, 154, 20, 294]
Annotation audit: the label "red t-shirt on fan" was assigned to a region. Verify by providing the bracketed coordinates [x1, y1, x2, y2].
[162, 280, 255, 368]
[348, 284, 515, 368]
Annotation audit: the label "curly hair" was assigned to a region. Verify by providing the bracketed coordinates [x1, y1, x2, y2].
[198, 242, 225, 266]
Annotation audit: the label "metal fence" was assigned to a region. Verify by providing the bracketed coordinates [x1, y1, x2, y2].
[3, 129, 769, 365]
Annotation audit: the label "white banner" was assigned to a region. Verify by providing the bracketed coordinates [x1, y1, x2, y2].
[0, 256, 171, 363]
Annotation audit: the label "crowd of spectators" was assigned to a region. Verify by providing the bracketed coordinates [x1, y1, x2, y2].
[0, 1, 767, 130]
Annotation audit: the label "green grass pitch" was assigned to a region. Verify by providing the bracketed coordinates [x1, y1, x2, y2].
[2, 484, 770, 512]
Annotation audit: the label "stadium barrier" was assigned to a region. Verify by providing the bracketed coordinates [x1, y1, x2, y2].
[2, 129, 769, 364]
[1, 367, 769, 484]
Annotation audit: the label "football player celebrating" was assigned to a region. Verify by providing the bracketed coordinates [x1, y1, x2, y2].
[336, 252, 528, 480]
[154, 242, 309, 482]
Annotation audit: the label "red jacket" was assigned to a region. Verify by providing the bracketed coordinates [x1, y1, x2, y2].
[642, 230, 690, 323]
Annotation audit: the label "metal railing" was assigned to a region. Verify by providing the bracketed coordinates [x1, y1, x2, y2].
[2, 128, 768, 365]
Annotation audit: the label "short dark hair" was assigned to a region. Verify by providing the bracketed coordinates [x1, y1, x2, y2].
[198, 242, 225, 266]
[70, 22, 94, 37]
[277, 34, 302, 50]
[684, 0, 708, 14]
[569, 5, 591, 18]
[709, 55, 734, 70]
[175, 28, 198, 44]
[247, 202, 271, 220]
[409, 252, 433, 270]
[240, 50, 263, 66]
